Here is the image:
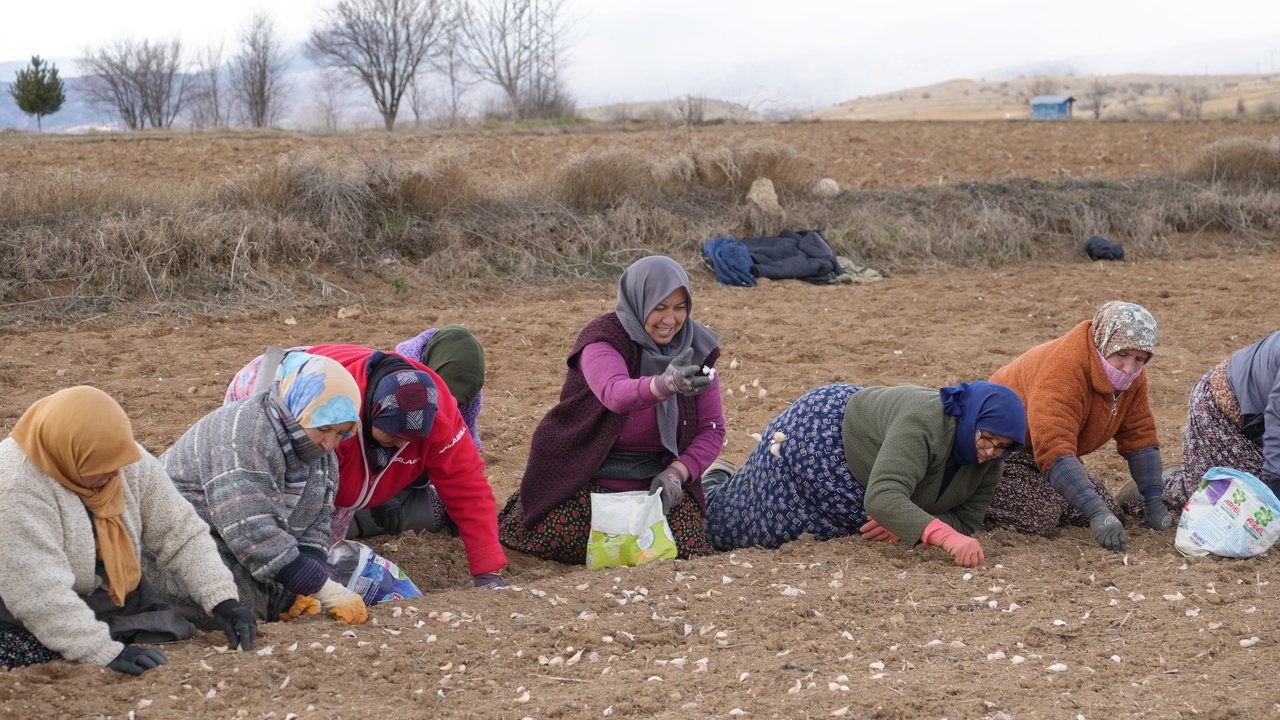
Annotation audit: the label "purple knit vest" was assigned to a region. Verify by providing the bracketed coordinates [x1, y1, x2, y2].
[519, 312, 720, 527]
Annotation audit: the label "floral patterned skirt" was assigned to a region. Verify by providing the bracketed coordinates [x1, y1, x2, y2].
[498, 482, 713, 565]
[703, 384, 868, 551]
[1163, 363, 1264, 515]
[0, 627, 60, 670]
[984, 450, 1127, 536]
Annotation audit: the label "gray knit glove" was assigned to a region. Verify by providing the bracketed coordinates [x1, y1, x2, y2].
[1084, 498, 1128, 553]
[660, 348, 711, 397]
[1143, 496, 1173, 531]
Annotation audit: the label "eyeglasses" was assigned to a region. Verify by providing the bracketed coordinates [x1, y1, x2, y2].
[976, 430, 1015, 455]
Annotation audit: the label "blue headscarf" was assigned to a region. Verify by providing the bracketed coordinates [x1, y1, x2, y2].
[276, 352, 362, 431]
[939, 381, 1027, 465]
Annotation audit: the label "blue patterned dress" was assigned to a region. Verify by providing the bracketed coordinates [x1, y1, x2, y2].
[705, 384, 867, 549]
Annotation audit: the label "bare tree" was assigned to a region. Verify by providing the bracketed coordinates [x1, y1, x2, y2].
[230, 13, 293, 128]
[80, 38, 191, 129]
[1085, 77, 1111, 120]
[459, 0, 533, 120]
[1028, 76, 1056, 97]
[1189, 86, 1211, 120]
[310, 68, 351, 131]
[189, 42, 227, 128]
[432, 8, 475, 127]
[460, 0, 571, 121]
[307, 0, 447, 131]
[1170, 83, 1194, 119]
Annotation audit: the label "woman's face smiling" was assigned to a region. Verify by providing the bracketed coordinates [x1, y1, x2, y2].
[645, 288, 689, 346]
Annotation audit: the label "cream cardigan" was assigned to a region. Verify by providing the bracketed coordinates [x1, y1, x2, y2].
[0, 438, 238, 666]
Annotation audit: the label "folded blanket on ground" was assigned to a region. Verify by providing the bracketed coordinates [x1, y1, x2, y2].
[701, 236, 757, 286]
[743, 229, 845, 284]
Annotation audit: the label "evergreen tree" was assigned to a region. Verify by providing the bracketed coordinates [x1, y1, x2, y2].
[9, 56, 66, 132]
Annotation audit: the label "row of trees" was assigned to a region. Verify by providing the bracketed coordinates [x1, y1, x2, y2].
[69, 0, 571, 132]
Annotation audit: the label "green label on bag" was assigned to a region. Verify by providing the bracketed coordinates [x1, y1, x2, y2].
[586, 520, 679, 570]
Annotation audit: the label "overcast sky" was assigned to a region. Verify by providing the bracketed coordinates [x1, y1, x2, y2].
[4, 0, 1280, 109]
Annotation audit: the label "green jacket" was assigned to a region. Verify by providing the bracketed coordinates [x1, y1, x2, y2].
[843, 386, 1004, 544]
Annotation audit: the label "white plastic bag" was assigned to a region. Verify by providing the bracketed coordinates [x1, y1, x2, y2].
[327, 540, 424, 605]
[1175, 466, 1280, 558]
[586, 491, 678, 570]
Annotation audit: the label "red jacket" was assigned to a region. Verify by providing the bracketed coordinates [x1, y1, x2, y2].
[308, 344, 506, 576]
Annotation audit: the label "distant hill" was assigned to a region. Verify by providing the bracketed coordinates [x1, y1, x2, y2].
[577, 97, 766, 124]
[809, 73, 1280, 121]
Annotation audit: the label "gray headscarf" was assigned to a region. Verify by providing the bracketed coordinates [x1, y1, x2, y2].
[615, 255, 722, 455]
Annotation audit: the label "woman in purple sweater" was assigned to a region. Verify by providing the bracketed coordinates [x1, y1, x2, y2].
[498, 256, 726, 564]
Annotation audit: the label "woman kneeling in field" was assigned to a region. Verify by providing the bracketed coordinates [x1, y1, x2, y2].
[498, 255, 727, 564]
[1161, 330, 1280, 513]
[983, 301, 1173, 554]
[151, 352, 369, 626]
[704, 381, 1025, 568]
[0, 387, 255, 674]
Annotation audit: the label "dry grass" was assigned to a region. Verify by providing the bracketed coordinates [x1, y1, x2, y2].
[1178, 137, 1280, 189]
[554, 148, 658, 213]
[1, 137, 1278, 318]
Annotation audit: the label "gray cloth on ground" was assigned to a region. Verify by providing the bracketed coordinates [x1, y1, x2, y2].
[742, 230, 844, 284]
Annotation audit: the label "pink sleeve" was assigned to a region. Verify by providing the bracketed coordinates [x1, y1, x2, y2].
[581, 342, 665, 414]
[676, 373, 726, 480]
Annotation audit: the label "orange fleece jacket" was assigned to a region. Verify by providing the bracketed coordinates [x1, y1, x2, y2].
[990, 320, 1160, 475]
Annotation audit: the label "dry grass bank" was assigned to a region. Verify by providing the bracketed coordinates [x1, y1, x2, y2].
[1, 136, 1278, 318]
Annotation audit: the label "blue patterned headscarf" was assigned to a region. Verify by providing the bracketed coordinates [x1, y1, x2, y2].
[276, 352, 362, 431]
[939, 381, 1027, 465]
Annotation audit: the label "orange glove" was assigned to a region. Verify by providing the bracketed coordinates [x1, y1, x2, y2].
[921, 518, 984, 568]
[279, 594, 320, 622]
[312, 579, 368, 625]
[859, 517, 900, 543]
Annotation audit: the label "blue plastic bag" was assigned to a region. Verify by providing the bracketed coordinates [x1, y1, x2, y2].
[327, 540, 424, 605]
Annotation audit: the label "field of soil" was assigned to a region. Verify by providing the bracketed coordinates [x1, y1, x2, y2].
[2, 120, 1280, 719]
[4, 118, 1279, 191]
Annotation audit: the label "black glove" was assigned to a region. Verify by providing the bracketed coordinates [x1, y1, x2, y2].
[212, 598, 258, 651]
[1083, 498, 1128, 553]
[370, 496, 406, 537]
[660, 348, 711, 397]
[108, 646, 168, 675]
[648, 467, 685, 515]
[1142, 496, 1174, 531]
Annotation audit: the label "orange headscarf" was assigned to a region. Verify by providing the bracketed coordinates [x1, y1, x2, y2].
[10, 386, 144, 606]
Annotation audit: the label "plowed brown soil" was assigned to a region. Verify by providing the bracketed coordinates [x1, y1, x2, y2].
[1, 121, 1277, 719]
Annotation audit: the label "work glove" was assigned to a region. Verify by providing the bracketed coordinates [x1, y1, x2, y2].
[370, 496, 406, 537]
[1142, 496, 1174, 531]
[1083, 498, 1128, 553]
[108, 646, 168, 676]
[473, 572, 506, 589]
[921, 518, 984, 568]
[648, 467, 685, 515]
[660, 348, 712, 397]
[279, 594, 320, 622]
[312, 578, 368, 625]
[211, 599, 258, 651]
[858, 517, 900, 543]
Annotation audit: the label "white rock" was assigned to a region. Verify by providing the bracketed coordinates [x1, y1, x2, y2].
[1047, 663, 1068, 672]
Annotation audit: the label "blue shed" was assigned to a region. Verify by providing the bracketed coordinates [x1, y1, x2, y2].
[1030, 95, 1076, 120]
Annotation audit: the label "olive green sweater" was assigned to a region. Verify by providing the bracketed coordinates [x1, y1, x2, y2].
[843, 386, 1004, 544]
